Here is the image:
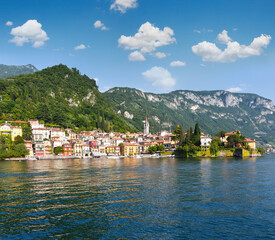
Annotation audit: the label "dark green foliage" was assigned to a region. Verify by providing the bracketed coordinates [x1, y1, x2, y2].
[192, 123, 201, 146]
[173, 125, 183, 144]
[157, 145, 165, 152]
[54, 146, 64, 155]
[14, 135, 24, 144]
[0, 64, 37, 79]
[215, 130, 226, 138]
[0, 64, 134, 133]
[22, 123, 32, 140]
[148, 145, 157, 153]
[148, 145, 165, 153]
[175, 123, 202, 157]
[0, 138, 29, 159]
[257, 147, 265, 155]
[210, 137, 221, 156]
[227, 132, 246, 148]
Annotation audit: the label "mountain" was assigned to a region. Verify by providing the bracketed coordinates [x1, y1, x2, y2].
[104, 87, 275, 146]
[0, 65, 134, 132]
[0, 64, 38, 79]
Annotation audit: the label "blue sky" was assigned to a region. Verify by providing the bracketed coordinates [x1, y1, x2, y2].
[0, 0, 274, 102]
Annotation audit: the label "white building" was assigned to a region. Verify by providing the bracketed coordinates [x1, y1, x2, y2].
[32, 128, 51, 140]
[143, 115, 150, 135]
[201, 135, 212, 150]
[28, 120, 44, 129]
[50, 128, 66, 142]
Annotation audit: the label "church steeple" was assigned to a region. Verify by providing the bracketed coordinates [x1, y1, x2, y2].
[143, 115, 150, 135]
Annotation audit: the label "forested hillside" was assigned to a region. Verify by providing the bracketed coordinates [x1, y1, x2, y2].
[104, 87, 275, 146]
[0, 65, 134, 132]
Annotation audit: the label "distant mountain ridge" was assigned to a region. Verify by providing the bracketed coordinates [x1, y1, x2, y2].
[104, 87, 275, 146]
[0, 64, 38, 79]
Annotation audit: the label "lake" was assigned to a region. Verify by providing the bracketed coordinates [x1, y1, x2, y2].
[1, 154, 275, 239]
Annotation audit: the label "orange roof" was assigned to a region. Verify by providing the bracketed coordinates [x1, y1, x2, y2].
[225, 131, 239, 136]
[246, 138, 255, 142]
[13, 121, 28, 124]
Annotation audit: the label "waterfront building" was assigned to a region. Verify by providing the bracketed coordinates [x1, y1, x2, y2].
[73, 142, 82, 156]
[81, 143, 90, 157]
[201, 134, 212, 151]
[24, 141, 34, 157]
[246, 138, 256, 150]
[120, 143, 140, 156]
[44, 140, 53, 156]
[62, 143, 73, 156]
[106, 146, 120, 155]
[34, 142, 45, 157]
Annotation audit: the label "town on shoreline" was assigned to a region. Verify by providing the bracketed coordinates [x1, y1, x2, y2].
[0, 117, 265, 160]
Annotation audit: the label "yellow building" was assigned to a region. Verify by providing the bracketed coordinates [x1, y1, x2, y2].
[11, 126, 23, 141]
[73, 142, 82, 156]
[0, 123, 22, 142]
[120, 144, 139, 156]
[106, 146, 119, 155]
[246, 138, 256, 150]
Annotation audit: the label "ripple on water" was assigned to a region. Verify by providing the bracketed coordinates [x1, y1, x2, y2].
[0, 156, 275, 239]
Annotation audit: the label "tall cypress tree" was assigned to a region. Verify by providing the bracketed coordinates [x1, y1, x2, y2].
[194, 123, 201, 136]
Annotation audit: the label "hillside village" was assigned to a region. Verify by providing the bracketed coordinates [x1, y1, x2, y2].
[0, 116, 260, 159]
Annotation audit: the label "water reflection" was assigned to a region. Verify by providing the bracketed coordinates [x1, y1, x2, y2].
[0, 155, 275, 239]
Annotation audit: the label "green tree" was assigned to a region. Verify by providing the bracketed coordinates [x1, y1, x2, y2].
[257, 147, 265, 155]
[22, 123, 32, 140]
[157, 145, 165, 152]
[227, 132, 246, 148]
[54, 146, 64, 155]
[148, 145, 158, 153]
[15, 143, 29, 157]
[194, 123, 201, 136]
[14, 135, 24, 144]
[210, 138, 220, 156]
[173, 125, 184, 145]
[192, 123, 201, 146]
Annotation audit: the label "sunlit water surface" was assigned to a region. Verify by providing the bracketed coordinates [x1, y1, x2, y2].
[1, 154, 275, 239]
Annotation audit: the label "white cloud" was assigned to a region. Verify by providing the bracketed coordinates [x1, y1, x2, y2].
[94, 20, 104, 28]
[94, 20, 109, 30]
[142, 66, 176, 89]
[128, 51, 146, 61]
[9, 19, 49, 48]
[118, 22, 176, 54]
[94, 78, 99, 83]
[226, 87, 243, 92]
[194, 29, 213, 34]
[217, 30, 232, 44]
[6, 21, 13, 26]
[110, 0, 138, 13]
[233, 28, 238, 31]
[192, 30, 271, 62]
[74, 44, 86, 50]
[170, 60, 186, 67]
[155, 52, 166, 59]
[200, 63, 206, 67]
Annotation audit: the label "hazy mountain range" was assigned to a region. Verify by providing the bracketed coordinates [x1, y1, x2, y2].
[0, 64, 37, 79]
